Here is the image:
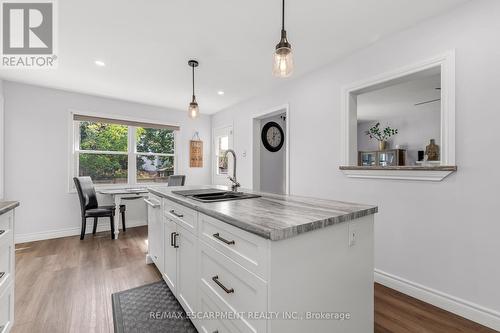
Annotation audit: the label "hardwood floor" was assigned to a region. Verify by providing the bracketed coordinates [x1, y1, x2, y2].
[11, 226, 497, 333]
[12, 226, 161, 333]
[374, 284, 498, 333]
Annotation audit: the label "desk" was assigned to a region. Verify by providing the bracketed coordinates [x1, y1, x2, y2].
[98, 188, 149, 239]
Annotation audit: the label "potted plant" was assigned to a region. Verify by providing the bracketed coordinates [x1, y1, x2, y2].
[365, 122, 398, 150]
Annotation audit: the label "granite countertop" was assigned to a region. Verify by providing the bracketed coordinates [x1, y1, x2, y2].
[0, 201, 20, 216]
[148, 186, 377, 241]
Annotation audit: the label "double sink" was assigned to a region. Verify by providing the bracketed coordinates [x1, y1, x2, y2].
[172, 188, 261, 203]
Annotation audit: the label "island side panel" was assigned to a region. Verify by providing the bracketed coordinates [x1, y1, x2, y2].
[268, 215, 374, 333]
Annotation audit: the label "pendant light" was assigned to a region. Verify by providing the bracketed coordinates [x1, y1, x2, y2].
[272, 0, 294, 77]
[188, 60, 199, 119]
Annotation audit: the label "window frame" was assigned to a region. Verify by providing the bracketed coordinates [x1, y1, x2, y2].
[68, 110, 179, 191]
[339, 50, 456, 181]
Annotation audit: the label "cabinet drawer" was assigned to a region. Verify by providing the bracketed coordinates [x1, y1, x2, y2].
[200, 241, 267, 333]
[0, 212, 13, 238]
[0, 233, 13, 290]
[0, 281, 14, 333]
[199, 214, 269, 279]
[198, 288, 250, 333]
[164, 200, 197, 234]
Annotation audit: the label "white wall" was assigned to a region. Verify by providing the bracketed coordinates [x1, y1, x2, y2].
[260, 113, 286, 194]
[212, 0, 500, 329]
[3, 81, 212, 241]
[357, 108, 441, 164]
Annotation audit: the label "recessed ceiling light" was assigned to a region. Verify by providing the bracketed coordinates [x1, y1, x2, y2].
[217, 91, 225, 95]
[94, 60, 106, 67]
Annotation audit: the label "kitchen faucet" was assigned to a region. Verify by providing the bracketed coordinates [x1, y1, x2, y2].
[224, 149, 240, 192]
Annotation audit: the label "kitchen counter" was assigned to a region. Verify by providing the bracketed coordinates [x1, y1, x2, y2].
[148, 185, 377, 241]
[0, 201, 19, 216]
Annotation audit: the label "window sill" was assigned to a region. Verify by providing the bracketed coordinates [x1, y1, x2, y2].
[339, 166, 457, 181]
[68, 183, 166, 194]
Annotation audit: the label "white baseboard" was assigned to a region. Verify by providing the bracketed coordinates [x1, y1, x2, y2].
[375, 269, 500, 331]
[15, 219, 147, 244]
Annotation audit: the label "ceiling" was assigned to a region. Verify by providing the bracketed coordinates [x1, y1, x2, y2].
[357, 72, 441, 121]
[0, 0, 468, 114]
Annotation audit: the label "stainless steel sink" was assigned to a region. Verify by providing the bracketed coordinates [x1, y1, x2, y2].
[172, 189, 261, 202]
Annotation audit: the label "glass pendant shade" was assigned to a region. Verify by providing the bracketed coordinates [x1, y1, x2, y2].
[188, 99, 199, 119]
[272, 46, 294, 77]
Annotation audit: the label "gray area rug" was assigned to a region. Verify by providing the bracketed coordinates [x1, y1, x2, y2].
[112, 280, 197, 333]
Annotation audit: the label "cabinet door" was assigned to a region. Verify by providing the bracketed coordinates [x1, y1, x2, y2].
[163, 218, 178, 293]
[146, 196, 163, 272]
[176, 225, 198, 314]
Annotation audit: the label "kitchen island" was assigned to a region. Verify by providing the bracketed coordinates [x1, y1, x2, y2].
[146, 185, 377, 333]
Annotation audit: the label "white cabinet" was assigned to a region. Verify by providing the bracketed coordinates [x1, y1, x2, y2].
[0, 206, 17, 333]
[161, 217, 198, 315]
[176, 226, 197, 314]
[148, 196, 374, 333]
[145, 195, 163, 273]
[163, 218, 177, 293]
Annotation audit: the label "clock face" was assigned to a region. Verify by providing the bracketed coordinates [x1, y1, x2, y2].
[261, 122, 284, 152]
[266, 126, 282, 148]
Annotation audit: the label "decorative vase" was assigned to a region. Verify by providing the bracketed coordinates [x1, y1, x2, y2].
[425, 139, 440, 161]
[378, 141, 387, 150]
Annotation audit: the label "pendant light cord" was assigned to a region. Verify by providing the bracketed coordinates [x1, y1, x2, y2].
[192, 65, 195, 99]
[282, 0, 285, 31]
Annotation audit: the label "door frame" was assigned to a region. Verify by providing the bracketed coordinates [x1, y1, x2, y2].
[252, 104, 290, 195]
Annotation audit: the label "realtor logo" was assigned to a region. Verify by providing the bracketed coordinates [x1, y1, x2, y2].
[1, 0, 57, 68]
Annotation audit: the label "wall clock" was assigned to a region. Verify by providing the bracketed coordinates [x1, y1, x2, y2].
[261, 121, 284, 152]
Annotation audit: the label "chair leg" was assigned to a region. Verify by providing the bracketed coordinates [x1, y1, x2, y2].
[80, 216, 87, 240]
[93, 217, 98, 234]
[110, 216, 115, 240]
[122, 211, 126, 232]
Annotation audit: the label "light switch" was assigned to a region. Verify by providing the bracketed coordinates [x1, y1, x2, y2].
[348, 223, 357, 247]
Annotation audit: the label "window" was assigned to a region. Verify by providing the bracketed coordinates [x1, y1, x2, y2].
[72, 114, 179, 187]
[217, 136, 229, 175]
[78, 121, 129, 184]
[340, 51, 456, 181]
[212, 126, 233, 184]
[136, 127, 175, 183]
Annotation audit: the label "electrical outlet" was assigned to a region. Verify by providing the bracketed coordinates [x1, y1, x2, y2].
[348, 223, 357, 247]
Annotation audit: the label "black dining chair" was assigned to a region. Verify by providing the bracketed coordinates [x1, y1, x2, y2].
[167, 175, 186, 186]
[73, 177, 126, 240]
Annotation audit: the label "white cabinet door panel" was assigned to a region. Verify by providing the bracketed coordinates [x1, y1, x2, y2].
[176, 224, 198, 314]
[163, 218, 178, 293]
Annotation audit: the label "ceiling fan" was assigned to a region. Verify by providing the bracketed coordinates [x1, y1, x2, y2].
[414, 87, 441, 106]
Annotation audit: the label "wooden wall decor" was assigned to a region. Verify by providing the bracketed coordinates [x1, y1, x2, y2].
[189, 140, 203, 167]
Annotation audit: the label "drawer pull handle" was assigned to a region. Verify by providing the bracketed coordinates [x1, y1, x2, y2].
[212, 331, 219, 333]
[170, 232, 175, 247]
[212, 275, 234, 294]
[144, 198, 160, 208]
[169, 210, 184, 218]
[172, 232, 179, 248]
[0, 230, 5, 236]
[213, 233, 235, 245]
[0, 272, 4, 279]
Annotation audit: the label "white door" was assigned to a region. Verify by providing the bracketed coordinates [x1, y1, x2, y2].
[163, 218, 177, 293]
[212, 125, 233, 185]
[146, 196, 163, 272]
[176, 225, 198, 313]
